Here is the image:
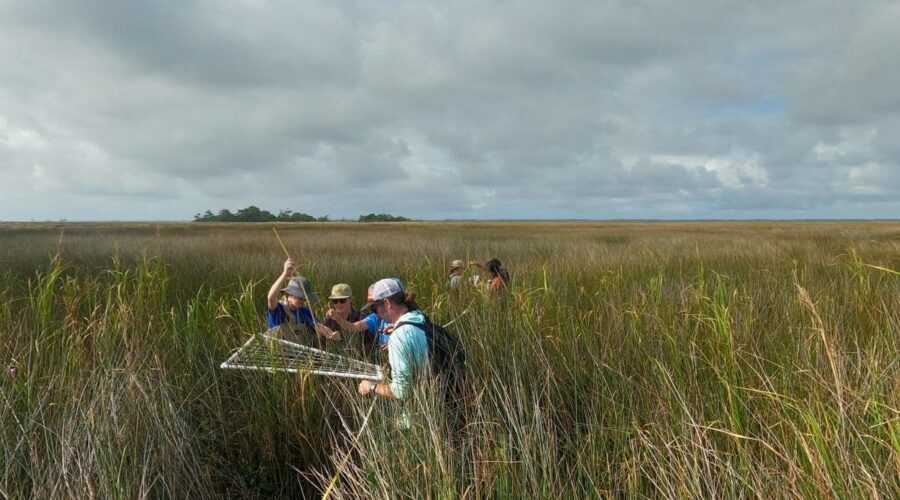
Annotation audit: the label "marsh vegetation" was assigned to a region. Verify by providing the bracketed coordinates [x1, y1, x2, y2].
[1, 221, 898, 497]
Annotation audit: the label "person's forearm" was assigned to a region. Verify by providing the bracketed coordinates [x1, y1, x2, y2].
[359, 380, 397, 399]
[315, 324, 341, 340]
[332, 314, 352, 331]
[338, 317, 369, 333]
[266, 271, 290, 309]
[371, 382, 396, 399]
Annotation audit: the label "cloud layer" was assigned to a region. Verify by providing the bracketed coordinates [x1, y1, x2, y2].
[1, 0, 898, 220]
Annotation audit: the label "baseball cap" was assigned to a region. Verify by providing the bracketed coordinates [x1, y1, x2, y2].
[360, 278, 404, 311]
[450, 259, 464, 270]
[329, 283, 352, 300]
[281, 276, 319, 303]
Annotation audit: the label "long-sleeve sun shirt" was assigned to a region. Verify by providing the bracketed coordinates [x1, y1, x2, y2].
[387, 310, 430, 400]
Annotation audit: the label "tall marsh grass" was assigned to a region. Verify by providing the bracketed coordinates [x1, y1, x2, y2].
[1, 221, 899, 497]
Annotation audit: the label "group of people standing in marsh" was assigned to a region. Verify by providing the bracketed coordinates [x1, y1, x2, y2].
[265, 257, 508, 407]
[266, 258, 391, 352]
[446, 258, 510, 295]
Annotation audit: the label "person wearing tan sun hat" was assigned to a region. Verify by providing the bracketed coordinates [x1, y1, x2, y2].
[319, 283, 360, 341]
[447, 259, 465, 290]
[325, 283, 394, 356]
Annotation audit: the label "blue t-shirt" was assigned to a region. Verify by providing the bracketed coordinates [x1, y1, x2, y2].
[268, 302, 316, 332]
[363, 312, 392, 347]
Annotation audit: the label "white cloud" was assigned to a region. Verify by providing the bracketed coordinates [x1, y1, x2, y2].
[646, 154, 768, 188]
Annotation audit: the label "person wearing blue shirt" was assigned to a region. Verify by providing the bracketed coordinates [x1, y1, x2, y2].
[363, 313, 393, 348]
[266, 258, 331, 340]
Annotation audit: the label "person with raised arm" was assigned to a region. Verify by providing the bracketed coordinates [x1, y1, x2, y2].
[266, 258, 336, 341]
[468, 258, 510, 296]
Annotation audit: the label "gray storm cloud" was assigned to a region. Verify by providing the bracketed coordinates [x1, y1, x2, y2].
[0, 0, 897, 220]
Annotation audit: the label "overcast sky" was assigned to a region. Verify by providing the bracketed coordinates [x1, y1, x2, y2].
[1, 1, 898, 221]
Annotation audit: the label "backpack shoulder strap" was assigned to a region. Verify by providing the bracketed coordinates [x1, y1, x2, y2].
[395, 312, 433, 330]
[395, 317, 436, 344]
[395, 319, 430, 332]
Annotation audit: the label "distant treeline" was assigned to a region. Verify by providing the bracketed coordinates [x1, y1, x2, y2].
[357, 213, 411, 222]
[193, 206, 410, 222]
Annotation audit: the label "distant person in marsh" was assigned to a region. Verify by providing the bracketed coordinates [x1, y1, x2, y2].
[469, 258, 510, 295]
[447, 259, 465, 290]
[326, 283, 393, 355]
[266, 258, 336, 340]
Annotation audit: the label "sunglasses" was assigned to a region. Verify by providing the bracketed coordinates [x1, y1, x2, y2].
[330, 298, 349, 304]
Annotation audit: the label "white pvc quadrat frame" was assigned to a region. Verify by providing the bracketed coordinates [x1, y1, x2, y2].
[220, 332, 384, 381]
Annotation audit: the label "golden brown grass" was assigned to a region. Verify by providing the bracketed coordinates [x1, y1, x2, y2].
[1, 221, 898, 498]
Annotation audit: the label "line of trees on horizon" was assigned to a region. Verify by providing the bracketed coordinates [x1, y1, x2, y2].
[193, 206, 410, 223]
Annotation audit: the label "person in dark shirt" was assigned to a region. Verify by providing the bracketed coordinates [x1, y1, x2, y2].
[326, 283, 393, 356]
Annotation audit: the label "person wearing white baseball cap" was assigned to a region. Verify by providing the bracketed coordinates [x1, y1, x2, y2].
[357, 278, 430, 400]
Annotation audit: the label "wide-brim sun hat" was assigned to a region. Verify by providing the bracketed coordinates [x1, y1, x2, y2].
[282, 276, 319, 303]
[360, 278, 404, 311]
[329, 283, 352, 300]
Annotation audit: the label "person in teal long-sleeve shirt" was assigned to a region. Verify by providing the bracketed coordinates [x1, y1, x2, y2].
[356, 278, 430, 400]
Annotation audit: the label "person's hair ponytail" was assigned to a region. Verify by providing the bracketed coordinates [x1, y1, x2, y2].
[386, 290, 418, 311]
